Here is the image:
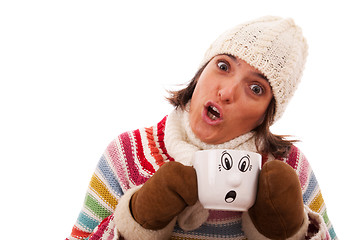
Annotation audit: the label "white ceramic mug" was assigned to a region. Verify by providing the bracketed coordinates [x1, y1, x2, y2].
[193, 149, 261, 211]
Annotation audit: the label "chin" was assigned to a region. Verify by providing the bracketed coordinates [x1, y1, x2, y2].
[191, 122, 227, 144]
[198, 134, 225, 145]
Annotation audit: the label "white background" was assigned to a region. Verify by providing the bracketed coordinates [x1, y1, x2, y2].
[1, 0, 358, 239]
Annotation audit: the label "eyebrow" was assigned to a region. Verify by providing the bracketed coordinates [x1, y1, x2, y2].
[227, 54, 269, 82]
[227, 54, 239, 63]
[253, 72, 269, 82]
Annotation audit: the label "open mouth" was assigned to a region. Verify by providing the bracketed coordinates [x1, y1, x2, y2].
[225, 190, 237, 203]
[204, 101, 223, 123]
[207, 105, 221, 120]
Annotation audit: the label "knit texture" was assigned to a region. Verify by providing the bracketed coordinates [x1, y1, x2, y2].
[200, 16, 308, 122]
[67, 114, 337, 240]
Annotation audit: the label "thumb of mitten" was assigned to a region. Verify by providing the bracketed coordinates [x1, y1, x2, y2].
[131, 161, 198, 230]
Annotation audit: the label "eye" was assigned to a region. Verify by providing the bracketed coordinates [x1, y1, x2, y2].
[217, 61, 229, 72]
[238, 156, 250, 172]
[250, 84, 264, 95]
[221, 152, 233, 170]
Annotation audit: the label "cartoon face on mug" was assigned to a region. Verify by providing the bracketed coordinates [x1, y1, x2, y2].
[194, 149, 261, 211]
[219, 151, 252, 204]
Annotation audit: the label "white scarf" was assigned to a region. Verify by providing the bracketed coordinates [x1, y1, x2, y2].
[164, 107, 258, 166]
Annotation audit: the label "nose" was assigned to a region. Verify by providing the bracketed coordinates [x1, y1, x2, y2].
[218, 82, 238, 103]
[226, 172, 242, 188]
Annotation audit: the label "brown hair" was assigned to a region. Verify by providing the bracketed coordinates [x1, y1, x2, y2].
[167, 62, 296, 159]
[253, 98, 296, 158]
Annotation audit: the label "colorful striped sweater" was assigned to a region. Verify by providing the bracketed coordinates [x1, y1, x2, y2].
[67, 111, 337, 240]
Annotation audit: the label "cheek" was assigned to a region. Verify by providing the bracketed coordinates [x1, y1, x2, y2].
[239, 103, 266, 119]
[189, 87, 202, 115]
[191, 79, 214, 107]
[248, 101, 271, 126]
[194, 79, 209, 94]
[195, 70, 218, 94]
[231, 101, 269, 127]
[189, 86, 204, 126]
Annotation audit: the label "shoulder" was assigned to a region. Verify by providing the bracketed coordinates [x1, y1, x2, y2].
[114, 116, 173, 165]
[109, 116, 169, 156]
[273, 145, 309, 172]
[278, 145, 315, 193]
[103, 116, 173, 186]
[263, 145, 309, 171]
[282, 145, 308, 170]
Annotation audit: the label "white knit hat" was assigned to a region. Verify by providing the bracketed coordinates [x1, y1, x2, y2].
[200, 16, 308, 122]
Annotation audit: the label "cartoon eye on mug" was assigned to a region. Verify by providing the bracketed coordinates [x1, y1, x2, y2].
[221, 151, 233, 170]
[238, 155, 250, 172]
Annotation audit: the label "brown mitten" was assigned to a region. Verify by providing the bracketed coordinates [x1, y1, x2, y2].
[130, 161, 198, 230]
[248, 160, 305, 239]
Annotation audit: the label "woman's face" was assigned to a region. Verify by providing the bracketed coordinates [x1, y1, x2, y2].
[189, 54, 273, 144]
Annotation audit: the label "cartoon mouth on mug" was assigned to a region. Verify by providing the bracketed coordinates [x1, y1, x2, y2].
[225, 190, 237, 203]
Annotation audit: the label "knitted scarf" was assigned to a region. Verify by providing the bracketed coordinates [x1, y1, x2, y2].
[164, 106, 258, 166]
[66, 108, 337, 240]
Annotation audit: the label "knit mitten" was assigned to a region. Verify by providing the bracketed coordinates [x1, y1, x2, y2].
[130, 161, 198, 230]
[248, 160, 306, 239]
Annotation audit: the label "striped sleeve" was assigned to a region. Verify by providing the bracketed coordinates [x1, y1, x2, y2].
[68, 152, 124, 240]
[285, 146, 337, 240]
[67, 116, 170, 240]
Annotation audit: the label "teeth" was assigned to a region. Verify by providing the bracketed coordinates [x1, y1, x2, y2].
[211, 106, 220, 115]
[207, 106, 220, 120]
[207, 111, 217, 120]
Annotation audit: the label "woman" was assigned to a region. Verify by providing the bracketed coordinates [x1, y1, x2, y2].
[67, 16, 337, 240]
